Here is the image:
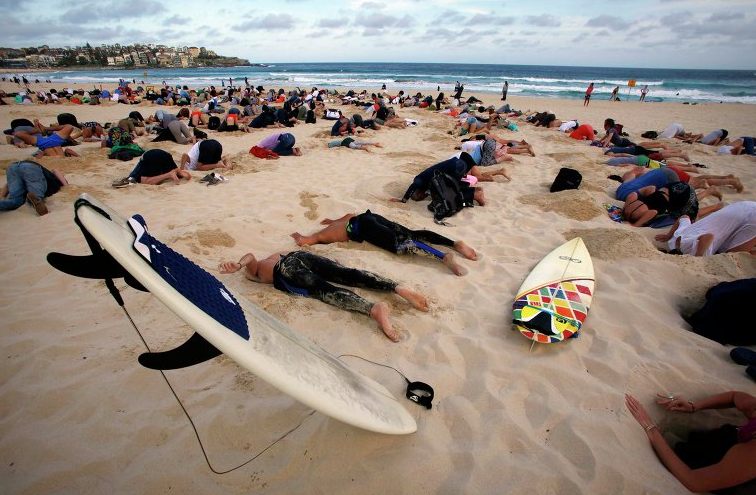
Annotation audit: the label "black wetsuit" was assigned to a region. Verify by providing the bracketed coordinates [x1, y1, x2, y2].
[401, 156, 475, 202]
[272, 251, 397, 315]
[347, 210, 455, 259]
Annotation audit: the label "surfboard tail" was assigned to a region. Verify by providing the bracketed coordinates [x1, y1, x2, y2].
[48, 196, 222, 370]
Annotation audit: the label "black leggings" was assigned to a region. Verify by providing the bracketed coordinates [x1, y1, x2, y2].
[274, 251, 397, 315]
[355, 212, 455, 259]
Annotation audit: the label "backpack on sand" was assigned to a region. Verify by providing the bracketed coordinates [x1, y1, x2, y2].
[427, 170, 471, 224]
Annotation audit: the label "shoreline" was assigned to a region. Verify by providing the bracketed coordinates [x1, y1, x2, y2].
[4, 64, 754, 104]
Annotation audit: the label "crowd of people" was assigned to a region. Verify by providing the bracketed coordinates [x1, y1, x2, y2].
[1, 75, 755, 493]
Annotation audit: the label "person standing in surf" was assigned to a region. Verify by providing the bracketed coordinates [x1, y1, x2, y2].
[584, 82, 594, 106]
[502, 81, 508, 101]
[640, 85, 649, 101]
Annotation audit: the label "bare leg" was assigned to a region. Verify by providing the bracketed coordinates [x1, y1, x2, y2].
[697, 202, 723, 219]
[727, 236, 756, 255]
[370, 302, 398, 342]
[694, 233, 715, 256]
[441, 252, 465, 276]
[290, 219, 350, 246]
[453, 240, 477, 260]
[697, 186, 722, 201]
[394, 285, 429, 312]
[473, 188, 486, 206]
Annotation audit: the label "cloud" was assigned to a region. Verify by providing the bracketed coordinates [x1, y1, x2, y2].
[585, 15, 629, 30]
[234, 13, 296, 31]
[467, 13, 516, 25]
[525, 14, 561, 27]
[318, 17, 349, 28]
[165, 15, 191, 24]
[354, 13, 400, 28]
[60, 0, 156, 23]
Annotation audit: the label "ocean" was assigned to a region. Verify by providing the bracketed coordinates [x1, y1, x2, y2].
[13, 62, 756, 104]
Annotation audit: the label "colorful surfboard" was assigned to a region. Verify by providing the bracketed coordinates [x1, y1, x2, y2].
[512, 237, 595, 343]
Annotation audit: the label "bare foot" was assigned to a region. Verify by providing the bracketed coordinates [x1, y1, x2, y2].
[395, 286, 429, 312]
[733, 178, 744, 193]
[442, 252, 465, 276]
[709, 185, 723, 201]
[290, 232, 317, 246]
[293, 147, 302, 156]
[473, 188, 486, 206]
[454, 240, 477, 260]
[370, 302, 399, 342]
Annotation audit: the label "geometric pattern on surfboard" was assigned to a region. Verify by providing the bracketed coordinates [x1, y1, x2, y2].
[127, 214, 249, 340]
[513, 279, 593, 343]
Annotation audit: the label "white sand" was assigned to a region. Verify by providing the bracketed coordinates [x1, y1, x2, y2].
[1, 85, 755, 495]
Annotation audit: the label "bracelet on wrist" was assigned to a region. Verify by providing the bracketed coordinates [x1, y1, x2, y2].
[645, 424, 658, 432]
[688, 400, 696, 412]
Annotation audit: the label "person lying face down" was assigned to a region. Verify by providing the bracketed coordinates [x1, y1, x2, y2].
[180, 139, 233, 171]
[112, 149, 191, 187]
[655, 201, 756, 256]
[0, 160, 67, 216]
[219, 250, 429, 342]
[290, 210, 478, 276]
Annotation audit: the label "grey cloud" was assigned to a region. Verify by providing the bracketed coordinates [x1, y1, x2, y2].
[526, 14, 561, 27]
[468, 13, 516, 25]
[234, 13, 296, 31]
[585, 15, 628, 30]
[354, 13, 399, 28]
[165, 15, 191, 24]
[318, 17, 349, 28]
[362, 27, 384, 36]
[708, 11, 740, 22]
[60, 0, 156, 23]
[395, 14, 413, 28]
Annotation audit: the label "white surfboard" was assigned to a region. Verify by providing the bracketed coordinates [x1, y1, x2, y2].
[512, 237, 595, 344]
[54, 194, 417, 435]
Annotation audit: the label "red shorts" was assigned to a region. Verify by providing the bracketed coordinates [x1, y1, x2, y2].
[667, 166, 690, 183]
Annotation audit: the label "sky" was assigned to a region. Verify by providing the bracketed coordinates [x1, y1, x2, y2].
[1, 0, 755, 70]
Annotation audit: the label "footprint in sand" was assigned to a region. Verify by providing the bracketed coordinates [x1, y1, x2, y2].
[299, 191, 321, 220]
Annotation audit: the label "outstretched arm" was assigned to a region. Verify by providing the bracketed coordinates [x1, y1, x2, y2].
[657, 391, 756, 418]
[655, 218, 682, 242]
[626, 394, 756, 493]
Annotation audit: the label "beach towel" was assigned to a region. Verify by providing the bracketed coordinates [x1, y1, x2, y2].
[603, 203, 623, 223]
[249, 146, 279, 159]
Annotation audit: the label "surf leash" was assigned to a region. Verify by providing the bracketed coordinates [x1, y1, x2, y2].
[52, 198, 317, 475]
[338, 354, 434, 409]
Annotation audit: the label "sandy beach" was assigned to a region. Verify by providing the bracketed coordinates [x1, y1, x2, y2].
[1, 81, 755, 495]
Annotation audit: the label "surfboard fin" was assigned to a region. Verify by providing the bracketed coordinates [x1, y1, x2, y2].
[47, 252, 127, 279]
[47, 252, 148, 292]
[138, 332, 222, 370]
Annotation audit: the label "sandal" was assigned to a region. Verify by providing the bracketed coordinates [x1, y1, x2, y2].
[112, 176, 136, 188]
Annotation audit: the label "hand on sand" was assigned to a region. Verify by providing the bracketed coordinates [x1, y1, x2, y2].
[625, 394, 656, 431]
[654, 233, 672, 242]
[218, 261, 242, 274]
